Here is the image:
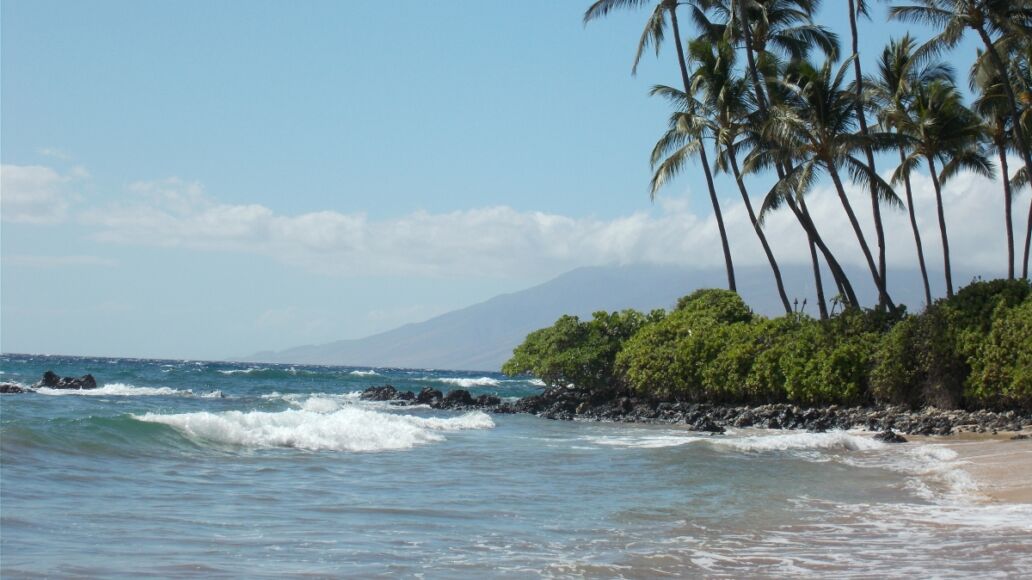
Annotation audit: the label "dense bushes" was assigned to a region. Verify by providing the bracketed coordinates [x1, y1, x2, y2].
[503, 279, 1032, 410]
[500, 309, 663, 394]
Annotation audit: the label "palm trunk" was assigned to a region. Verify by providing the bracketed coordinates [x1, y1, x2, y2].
[670, 8, 735, 291]
[808, 236, 829, 319]
[899, 146, 933, 305]
[728, 148, 791, 313]
[848, 0, 890, 309]
[1024, 195, 1031, 280]
[927, 156, 953, 298]
[976, 26, 1032, 225]
[788, 194, 859, 308]
[737, 0, 828, 314]
[997, 141, 1015, 279]
[827, 161, 894, 308]
[825, 157, 891, 303]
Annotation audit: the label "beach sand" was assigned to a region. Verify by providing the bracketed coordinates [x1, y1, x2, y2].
[923, 431, 1032, 504]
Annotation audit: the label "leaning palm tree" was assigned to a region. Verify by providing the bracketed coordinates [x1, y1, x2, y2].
[759, 58, 900, 308]
[846, 0, 891, 308]
[717, 0, 850, 311]
[893, 80, 996, 298]
[890, 0, 1032, 243]
[585, 0, 737, 291]
[670, 37, 793, 313]
[973, 58, 1020, 279]
[868, 35, 954, 304]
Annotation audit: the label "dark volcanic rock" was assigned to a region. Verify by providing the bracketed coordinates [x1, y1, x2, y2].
[416, 387, 443, 405]
[475, 394, 502, 407]
[1011, 433, 1030, 440]
[439, 389, 474, 408]
[0, 383, 27, 394]
[34, 371, 97, 390]
[874, 430, 908, 443]
[360, 385, 399, 401]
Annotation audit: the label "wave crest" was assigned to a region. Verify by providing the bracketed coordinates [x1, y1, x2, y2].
[36, 383, 194, 397]
[133, 407, 494, 452]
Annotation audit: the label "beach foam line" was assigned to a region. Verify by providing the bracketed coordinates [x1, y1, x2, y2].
[35, 383, 197, 397]
[133, 407, 494, 452]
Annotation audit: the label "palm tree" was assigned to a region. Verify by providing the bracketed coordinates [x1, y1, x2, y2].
[680, 37, 793, 312]
[973, 57, 1020, 279]
[847, 0, 891, 308]
[890, 0, 1032, 247]
[893, 80, 995, 297]
[585, 0, 737, 291]
[718, 0, 856, 313]
[868, 35, 954, 304]
[759, 58, 900, 308]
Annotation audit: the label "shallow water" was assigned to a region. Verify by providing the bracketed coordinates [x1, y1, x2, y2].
[2, 354, 1030, 577]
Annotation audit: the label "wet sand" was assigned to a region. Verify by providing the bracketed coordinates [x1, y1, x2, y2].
[926, 431, 1032, 504]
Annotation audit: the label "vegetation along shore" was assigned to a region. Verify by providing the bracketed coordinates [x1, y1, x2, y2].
[350, 279, 1032, 438]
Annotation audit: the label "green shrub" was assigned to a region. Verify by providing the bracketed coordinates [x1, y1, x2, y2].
[967, 298, 1032, 409]
[870, 303, 968, 409]
[501, 309, 662, 393]
[674, 288, 754, 324]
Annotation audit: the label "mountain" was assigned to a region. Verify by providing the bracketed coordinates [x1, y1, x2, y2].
[243, 263, 972, 371]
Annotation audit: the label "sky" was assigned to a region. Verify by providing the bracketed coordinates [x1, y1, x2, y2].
[1, 0, 1021, 360]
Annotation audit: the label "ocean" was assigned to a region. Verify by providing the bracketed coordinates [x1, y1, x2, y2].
[1, 354, 1030, 577]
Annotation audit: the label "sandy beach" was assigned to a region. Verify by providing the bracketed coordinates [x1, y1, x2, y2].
[927, 431, 1032, 504]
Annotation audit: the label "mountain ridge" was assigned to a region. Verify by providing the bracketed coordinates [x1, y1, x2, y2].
[242, 263, 973, 371]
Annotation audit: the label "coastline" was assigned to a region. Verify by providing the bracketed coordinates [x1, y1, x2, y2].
[925, 432, 1032, 504]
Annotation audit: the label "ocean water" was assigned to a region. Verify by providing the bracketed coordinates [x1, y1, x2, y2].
[1, 354, 1030, 577]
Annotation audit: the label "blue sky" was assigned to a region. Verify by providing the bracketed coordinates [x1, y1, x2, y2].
[1, 1, 1010, 360]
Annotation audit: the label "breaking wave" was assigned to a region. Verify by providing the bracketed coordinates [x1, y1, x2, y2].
[35, 383, 203, 397]
[133, 407, 495, 452]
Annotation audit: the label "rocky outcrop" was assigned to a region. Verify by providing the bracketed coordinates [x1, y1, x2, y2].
[358, 384, 1032, 436]
[874, 429, 908, 443]
[34, 371, 97, 390]
[0, 383, 27, 394]
[415, 387, 443, 405]
[359, 385, 399, 401]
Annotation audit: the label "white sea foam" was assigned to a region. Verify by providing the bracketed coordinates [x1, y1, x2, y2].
[528, 378, 546, 387]
[433, 377, 501, 388]
[217, 367, 265, 375]
[36, 383, 191, 397]
[713, 431, 887, 453]
[349, 370, 380, 377]
[133, 407, 495, 451]
[588, 434, 705, 449]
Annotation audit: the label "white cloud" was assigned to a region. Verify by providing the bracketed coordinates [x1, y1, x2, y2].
[0, 164, 83, 224]
[24, 165, 1032, 281]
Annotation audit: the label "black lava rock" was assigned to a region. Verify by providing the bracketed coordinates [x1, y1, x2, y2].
[34, 371, 97, 390]
[360, 385, 399, 401]
[874, 430, 908, 444]
[416, 387, 443, 405]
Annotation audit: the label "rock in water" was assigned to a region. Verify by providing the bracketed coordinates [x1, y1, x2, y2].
[0, 383, 27, 394]
[874, 429, 907, 444]
[34, 371, 97, 390]
[415, 387, 443, 405]
[360, 385, 399, 401]
[441, 389, 474, 407]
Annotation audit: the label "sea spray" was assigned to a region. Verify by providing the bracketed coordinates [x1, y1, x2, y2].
[133, 407, 495, 452]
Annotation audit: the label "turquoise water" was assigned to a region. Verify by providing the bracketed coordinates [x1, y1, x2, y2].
[2, 354, 1030, 577]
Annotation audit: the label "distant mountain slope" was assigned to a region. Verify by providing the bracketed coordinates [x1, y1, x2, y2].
[244, 263, 975, 371]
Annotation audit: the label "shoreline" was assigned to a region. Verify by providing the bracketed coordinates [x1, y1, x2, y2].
[925, 432, 1032, 504]
[361, 384, 1032, 436]
[364, 384, 1032, 505]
